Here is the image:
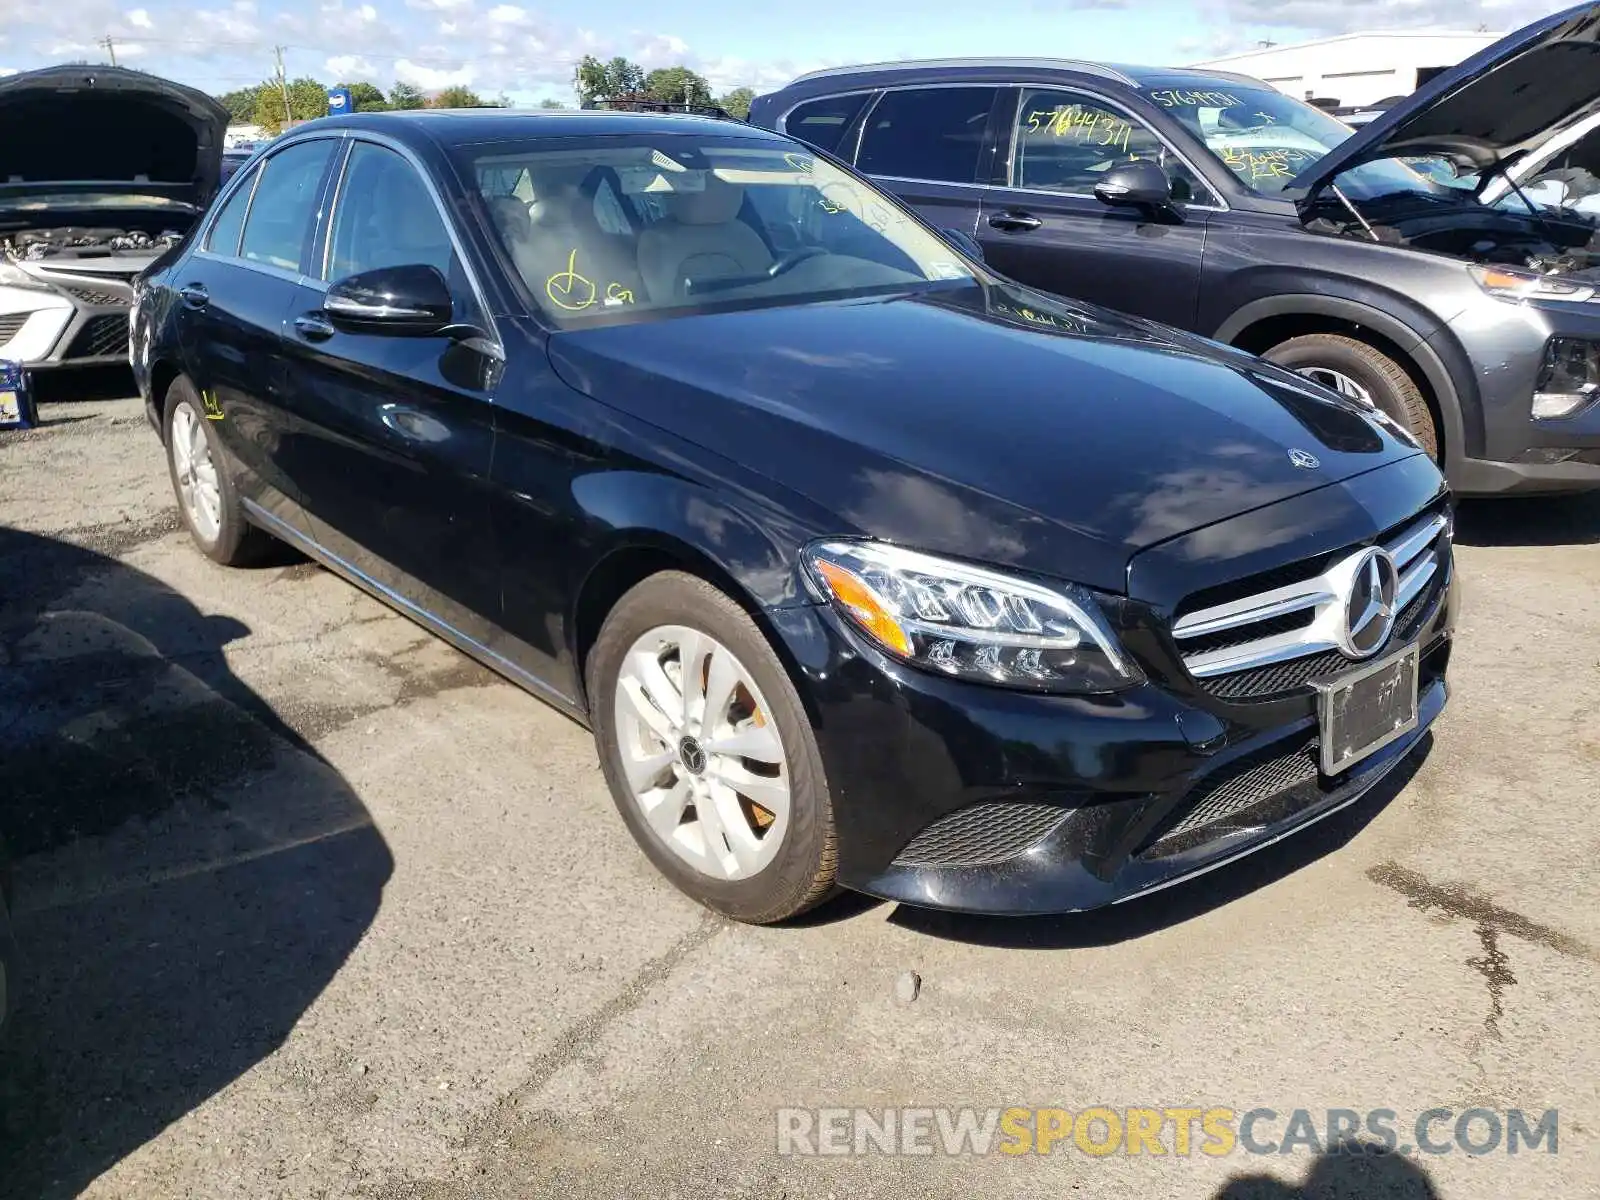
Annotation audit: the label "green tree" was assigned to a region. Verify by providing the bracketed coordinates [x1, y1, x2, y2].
[433, 84, 485, 108]
[717, 86, 755, 120]
[538, 97, 569, 110]
[250, 76, 330, 135]
[340, 81, 389, 112]
[574, 54, 645, 104]
[388, 81, 427, 110]
[218, 85, 262, 122]
[643, 66, 713, 108]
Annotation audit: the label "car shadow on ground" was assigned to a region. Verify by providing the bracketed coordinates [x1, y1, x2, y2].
[1453, 491, 1600, 547]
[1213, 1142, 1439, 1198]
[0, 524, 392, 1200]
[882, 738, 1426, 949]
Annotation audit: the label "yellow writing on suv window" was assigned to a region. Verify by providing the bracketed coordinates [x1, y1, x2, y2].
[1219, 146, 1316, 184]
[546, 249, 634, 312]
[1148, 89, 1243, 109]
[1025, 107, 1132, 154]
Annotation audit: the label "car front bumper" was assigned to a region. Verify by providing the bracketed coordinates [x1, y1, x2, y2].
[0, 274, 134, 369]
[767, 511, 1455, 917]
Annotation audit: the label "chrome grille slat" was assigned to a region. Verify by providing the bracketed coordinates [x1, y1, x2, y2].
[1172, 509, 1448, 693]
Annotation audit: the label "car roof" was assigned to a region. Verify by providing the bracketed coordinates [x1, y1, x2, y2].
[290, 108, 784, 148]
[778, 58, 1262, 92]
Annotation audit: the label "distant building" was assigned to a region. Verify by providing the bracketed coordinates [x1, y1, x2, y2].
[1192, 31, 1503, 109]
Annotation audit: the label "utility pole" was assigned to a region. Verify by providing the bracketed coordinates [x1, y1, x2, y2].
[274, 45, 292, 127]
[101, 35, 118, 66]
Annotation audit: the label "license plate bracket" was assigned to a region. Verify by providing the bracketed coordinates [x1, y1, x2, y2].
[1316, 643, 1420, 776]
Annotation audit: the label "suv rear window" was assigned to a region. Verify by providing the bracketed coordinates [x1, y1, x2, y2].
[784, 94, 871, 157]
[856, 87, 997, 184]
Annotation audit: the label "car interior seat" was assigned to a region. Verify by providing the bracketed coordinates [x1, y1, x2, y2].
[635, 176, 773, 302]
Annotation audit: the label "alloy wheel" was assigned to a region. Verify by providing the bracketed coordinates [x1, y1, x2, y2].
[612, 624, 791, 881]
[1297, 366, 1375, 407]
[170, 400, 222, 543]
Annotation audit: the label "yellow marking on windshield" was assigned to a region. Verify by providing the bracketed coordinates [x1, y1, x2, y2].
[605, 282, 635, 306]
[547, 249, 598, 312]
[1148, 89, 1243, 108]
[783, 152, 815, 174]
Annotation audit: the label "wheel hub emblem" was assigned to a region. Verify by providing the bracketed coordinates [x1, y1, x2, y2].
[678, 735, 707, 776]
[1340, 547, 1399, 658]
[1288, 448, 1321, 469]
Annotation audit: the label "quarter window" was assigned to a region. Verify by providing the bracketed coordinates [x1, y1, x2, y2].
[204, 164, 258, 256]
[1012, 89, 1212, 203]
[856, 87, 998, 183]
[326, 142, 457, 281]
[237, 139, 337, 272]
[784, 94, 872, 157]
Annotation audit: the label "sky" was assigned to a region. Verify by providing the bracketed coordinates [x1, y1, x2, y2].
[0, 0, 1582, 106]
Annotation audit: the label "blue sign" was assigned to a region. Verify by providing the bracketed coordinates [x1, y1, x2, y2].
[326, 87, 352, 114]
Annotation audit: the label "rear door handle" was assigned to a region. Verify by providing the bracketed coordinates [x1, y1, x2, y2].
[293, 312, 336, 341]
[988, 211, 1043, 232]
[178, 283, 209, 309]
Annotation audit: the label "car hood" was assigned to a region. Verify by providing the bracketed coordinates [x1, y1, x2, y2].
[1291, 1, 1600, 197]
[0, 65, 228, 223]
[547, 283, 1423, 592]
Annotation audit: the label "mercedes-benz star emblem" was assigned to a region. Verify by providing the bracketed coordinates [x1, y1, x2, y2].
[1341, 547, 1399, 658]
[677, 735, 707, 776]
[1288, 448, 1321, 469]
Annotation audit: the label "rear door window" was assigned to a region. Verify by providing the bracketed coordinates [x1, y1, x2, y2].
[855, 87, 997, 183]
[204, 163, 259, 256]
[783, 94, 872, 157]
[238, 139, 337, 272]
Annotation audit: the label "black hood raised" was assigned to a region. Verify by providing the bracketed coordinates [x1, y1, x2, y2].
[0, 65, 229, 217]
[1291, 1, 1600, 197]
[547, 283, 1423, 592]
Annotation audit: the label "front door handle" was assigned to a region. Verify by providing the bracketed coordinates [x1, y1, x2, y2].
[178, 283, 209, 309]
[379, 403, 449, 444]
[293, 312, 336, 341]
[988, 211, 1043, 233]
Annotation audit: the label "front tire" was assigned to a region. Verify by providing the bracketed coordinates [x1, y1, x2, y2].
[588, 571, 837, 924]
[163, 376, 276, 566]
[1264, 333, 1440, 460]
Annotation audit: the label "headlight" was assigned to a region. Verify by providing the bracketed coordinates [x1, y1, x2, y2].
[0, 260, 52, 292]
[1532, 336, 1600, 419]
[1470, 265, 1596, 304]
[804, 540, 1143, 693]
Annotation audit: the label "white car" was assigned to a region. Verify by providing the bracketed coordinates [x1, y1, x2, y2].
[0, 66, 228, 370]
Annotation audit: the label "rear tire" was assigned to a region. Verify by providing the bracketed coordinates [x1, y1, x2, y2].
[1264, 333, 1439, 460]
[163, 376, 276, 567]
[588, 571, 838, 924]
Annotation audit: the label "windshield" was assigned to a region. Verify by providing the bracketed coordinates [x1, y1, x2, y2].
[1142, 84, 1439, 200]
[458, 134, 977, 325]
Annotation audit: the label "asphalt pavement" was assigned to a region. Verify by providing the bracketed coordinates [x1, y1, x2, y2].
[1, 395, 1597, 1199]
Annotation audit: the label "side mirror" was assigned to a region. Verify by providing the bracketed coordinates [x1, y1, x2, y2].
[325, 264, 453, 336]
[941, 228, 985, 263]
[1093, 161, 1179, 215]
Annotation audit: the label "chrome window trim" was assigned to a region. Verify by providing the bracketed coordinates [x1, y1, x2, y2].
[323, 131, 499, 347]
[201, 158, 265, 257]
[1002, 84, 1229, 212]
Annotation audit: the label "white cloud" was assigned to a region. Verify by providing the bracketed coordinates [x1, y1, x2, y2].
[126, 8, 154, 28]
[487, 4, 529, 24]
[326, 54, 378, 78]
[393, 58, 475, 88]
[1212, 0, 1554, 35]
[406, 0, 471, 9]
[0, 67, 17, 77]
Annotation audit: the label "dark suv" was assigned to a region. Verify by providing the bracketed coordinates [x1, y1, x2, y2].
[750, 1, 1600, 495]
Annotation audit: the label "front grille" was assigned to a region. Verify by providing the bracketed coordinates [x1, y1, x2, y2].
[892, 801, 1070, 868]
[57, 282, 129, 307]
[1152, 742, 1321, 849]
[0, 313, 25, 344]
[1172, 508, 1448, 702]
[62, 313, 130, 360]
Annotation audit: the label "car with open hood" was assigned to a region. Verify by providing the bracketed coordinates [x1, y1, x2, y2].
[131, 108, 1453, 922]
[750, 2, 1600, 495]
[0, 66, 227, 369]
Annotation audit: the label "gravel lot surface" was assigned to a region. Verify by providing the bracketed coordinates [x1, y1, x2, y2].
[2, 394, 1597, 1199]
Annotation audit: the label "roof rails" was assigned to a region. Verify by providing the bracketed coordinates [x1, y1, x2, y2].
[785, 58, 1137, 87]
[580, 98, 741, 121]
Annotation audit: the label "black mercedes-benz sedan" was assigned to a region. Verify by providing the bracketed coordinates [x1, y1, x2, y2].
[131, 108, 1455, 922]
